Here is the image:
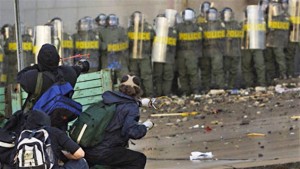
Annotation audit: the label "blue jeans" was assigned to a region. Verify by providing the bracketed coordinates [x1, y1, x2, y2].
[59, 158, 89, 169]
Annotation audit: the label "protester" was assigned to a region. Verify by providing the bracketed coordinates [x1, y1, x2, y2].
[84, 74, 154, 169]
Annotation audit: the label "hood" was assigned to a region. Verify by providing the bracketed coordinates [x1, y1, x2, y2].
[102, 91, 137, 105]
[25, 110, 51, 130]
[37, 44, 60, 71]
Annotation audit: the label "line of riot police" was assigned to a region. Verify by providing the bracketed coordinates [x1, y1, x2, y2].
[0, 0, 299, 97]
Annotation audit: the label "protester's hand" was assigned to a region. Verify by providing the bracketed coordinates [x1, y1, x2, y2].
[140, 98, 158, 109]
[76, 59, 90, 73]
[142, 119, 154, 130]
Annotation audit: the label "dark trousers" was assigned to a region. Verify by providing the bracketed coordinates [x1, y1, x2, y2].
[86, 147, 146, 169]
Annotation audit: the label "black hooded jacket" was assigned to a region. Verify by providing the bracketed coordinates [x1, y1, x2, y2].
[17, 44, 82, 108]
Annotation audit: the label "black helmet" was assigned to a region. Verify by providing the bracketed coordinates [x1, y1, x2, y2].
[106, 14, 119, 27]
[200, 1, 211, 14]
[221, 7, 234, 22]
[95, 13, 107, 26]
[206, 7, 218, 21]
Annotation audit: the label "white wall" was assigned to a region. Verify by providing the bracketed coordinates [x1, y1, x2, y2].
[0, 0, 249, 34]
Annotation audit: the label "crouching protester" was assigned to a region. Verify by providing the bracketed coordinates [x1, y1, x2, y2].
[10, 110, 89, 169]
[17, 43, 89, 131]
[83, 74, 154, 169]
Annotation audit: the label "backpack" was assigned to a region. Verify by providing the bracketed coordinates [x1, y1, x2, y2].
[31, 72, 82, 122]
[69, 101, 116, 148]
[15, 129, 54, 169]
[0, 128, 17, 164]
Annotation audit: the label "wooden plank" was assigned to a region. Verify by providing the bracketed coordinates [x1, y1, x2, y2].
[74, 80, 102, 90]
[101, 69, 113, 92]
[0, 104, 5, 110]
[0, 87, 5, 95]
[76, 71, 103, 82]
[72, 87, 105, 99]
[0, 95, 5, 101]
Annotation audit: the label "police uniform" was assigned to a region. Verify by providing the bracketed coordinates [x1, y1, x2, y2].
[265, 13, 290, 82]
[223, 20, 243, 89]
[127, 22, 154, 96]
[101, 26, 129, 81]
[201, 20, 226, 89]
[4, 34, 34, 84]
[73, 30, 100, 72]
[176, 21, 201, 94]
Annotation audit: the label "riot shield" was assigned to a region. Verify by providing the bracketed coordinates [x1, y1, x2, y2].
[50, 18, 63, 60]
[152, 17, 169, 63]
[289, 0, 300, 42]
[242, 5, 266, 50]
[165, 9, 177, 27]
[33, 25, 52, 62]
[131, 13, 144, 59]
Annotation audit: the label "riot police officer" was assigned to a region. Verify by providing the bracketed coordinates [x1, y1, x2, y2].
[241, 5, 267, 87]
[283, 0, 299, 78]
[95, 13, 107, 36]
[152, 9, 177, 96]
[176, 8, 201, 95]
[127, 11, 154, 97]
[101, 14, 129, 83]
[221, 7, 243, 89]
[200, 7, 226, 90]
[197, 1, 211, 25]
[0, 39, 6, 86]
[4, 23, 34, 84]
[265, 0, 289, 82]
[73, 16, 100, 72]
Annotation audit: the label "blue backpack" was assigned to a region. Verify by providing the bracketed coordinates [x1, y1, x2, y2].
[31, 72, 82, 122]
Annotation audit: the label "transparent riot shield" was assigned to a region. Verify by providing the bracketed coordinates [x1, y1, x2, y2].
[289, 0, 300, 42]
[33, 25, 52, 63]
[130, 13, 145, 59]
[50, 18, 63, 60]
[152, 17, 169, 63]
[242, 5, 266, 49]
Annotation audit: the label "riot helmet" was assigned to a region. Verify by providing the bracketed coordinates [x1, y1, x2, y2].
[200, 1, 212, 14]
[281, 0, 288, 11]
[259, 0, 270, 12]
[206, 7, 218, 21]
[182, 8, 196, 22]
[270, 0, 283, 16]
[106, 14, 119, 27]
[1, 24, 13, 40]
[221, 7, 234, 22]
[95, 13, 107, 27]
[77, 16, 97, 32]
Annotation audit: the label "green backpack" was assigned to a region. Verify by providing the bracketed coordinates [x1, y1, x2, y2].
[69, 101, 116, 148]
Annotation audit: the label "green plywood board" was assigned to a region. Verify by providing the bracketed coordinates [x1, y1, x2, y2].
[0, 104, 5, 111]
[0, 87, 5, 95]
[74, 80, 102, 90]
[72, 87, 105, 99]
[76, 71, 103, 82]
[0, 95, 5, 101]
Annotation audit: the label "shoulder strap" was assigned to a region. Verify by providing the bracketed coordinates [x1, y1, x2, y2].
[23, 72, 43, 113]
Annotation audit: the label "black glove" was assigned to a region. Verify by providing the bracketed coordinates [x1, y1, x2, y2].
[76, 59, 90, 73]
